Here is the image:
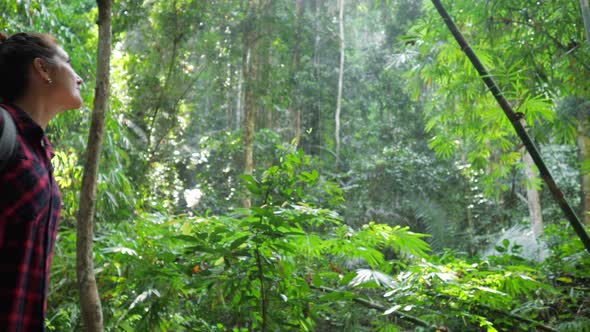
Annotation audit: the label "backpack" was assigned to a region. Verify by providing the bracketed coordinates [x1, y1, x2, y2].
[0, 106, 17, 171]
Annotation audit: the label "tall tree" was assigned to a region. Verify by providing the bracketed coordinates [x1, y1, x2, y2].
[76, 0, 112, 330]
[578, 106, 590, 225]
[521, 120, 543, 237]
[289, 0, 304, 146]
[301, 0, 324, 156]
[241, 1, 268, 207]
[335, 0, 345, 159]
[258, 2, 273, 131]
[523, 150, 543, 236]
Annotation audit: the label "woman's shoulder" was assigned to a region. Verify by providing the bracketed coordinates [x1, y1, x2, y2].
[0, 105, 18, 171]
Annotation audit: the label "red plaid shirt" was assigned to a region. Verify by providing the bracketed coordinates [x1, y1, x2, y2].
[0, 103, 61, 331]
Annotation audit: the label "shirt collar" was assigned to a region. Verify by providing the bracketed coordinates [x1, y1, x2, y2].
[1, 103, 54, 158]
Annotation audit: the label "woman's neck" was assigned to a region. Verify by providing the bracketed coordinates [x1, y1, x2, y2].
[13, 97, 55, 131]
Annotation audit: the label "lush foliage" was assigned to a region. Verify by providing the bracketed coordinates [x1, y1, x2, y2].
[47, 150, 590, 331]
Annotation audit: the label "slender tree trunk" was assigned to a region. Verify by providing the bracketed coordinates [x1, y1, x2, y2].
[253, 1, 274, 132]
[226, 63, 233, 129]
[461, 151, 475, 255]
[236, 66, 243, 131]
[307, 0, 322, 156]
[519, 119, 544, 236]
[524, 151, 544, 237]
[580, 0, 590, 48]
[289, 0, 304, 147]
[242, 47, 255, 208]
[146, 0, 179, 157]
[241, 9, 259, 208]
[76, 0, 111, 331]
[335, 0, 344, 159]
[578, 117, 590, 225]
[380, 0, 394, 46]
[465, 202, 475, 255]
[264, 52, 272, 130]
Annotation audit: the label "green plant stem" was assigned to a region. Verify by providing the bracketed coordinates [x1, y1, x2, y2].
[311, 285, 439, 330]
[430, 0, 590, 254]
[252, 189, 272, 331]
[255, 248, 267, 332]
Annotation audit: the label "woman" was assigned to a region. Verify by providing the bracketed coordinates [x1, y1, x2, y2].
[0, 32, 83, 331]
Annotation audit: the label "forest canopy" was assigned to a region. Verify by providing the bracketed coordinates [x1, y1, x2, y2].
[1, 0, 590, 331]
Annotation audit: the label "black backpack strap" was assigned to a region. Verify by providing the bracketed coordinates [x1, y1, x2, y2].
[0, 106, 17, 171]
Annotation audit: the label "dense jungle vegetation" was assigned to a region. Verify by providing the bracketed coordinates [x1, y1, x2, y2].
[2, 0, 590, 331]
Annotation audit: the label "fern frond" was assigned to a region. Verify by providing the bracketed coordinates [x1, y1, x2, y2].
[408, 196, 454, 251]
[349, 268, 395, 288]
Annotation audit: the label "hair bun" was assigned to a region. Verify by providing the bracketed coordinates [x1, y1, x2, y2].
[0, 32, 7, 44]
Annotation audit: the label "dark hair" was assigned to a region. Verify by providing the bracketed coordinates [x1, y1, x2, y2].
[0, 32, 59, 103]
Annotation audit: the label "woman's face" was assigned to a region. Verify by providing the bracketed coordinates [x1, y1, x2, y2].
[48, 46, 84, 110]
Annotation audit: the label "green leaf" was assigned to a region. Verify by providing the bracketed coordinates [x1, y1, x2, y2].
[318, 291, 357, 302]
[229, 235, 250, 250]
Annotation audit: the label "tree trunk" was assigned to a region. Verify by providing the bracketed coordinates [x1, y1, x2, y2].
[262, 37, 272, 130]
[299, 0, 324, 156]
[241, 6, 260, 208]
[335, 0, 344, 160]
[578, 117, 590, 225]
[524, 152, 544, 237]
[580, 0, 590, 48]
[236, 65, 243, 131]
[380, 0, 394, 46]
[242, 48, 255, 208]
[523, 149, 544, 237]
[289, 0, 304, 147]
[226, 62, 233, 129]
[76, 0, 111, 331]
[519, 119, 544, 237]
[146, 0, 180, 157]
[305, 0, 322, 156]
[251, 1, 274, 132]
[461, 151, 475, 255]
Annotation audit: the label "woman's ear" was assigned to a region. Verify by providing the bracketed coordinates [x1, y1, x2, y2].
[32, 57, 53, 83]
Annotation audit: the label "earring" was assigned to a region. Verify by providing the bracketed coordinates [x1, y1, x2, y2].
[46, 78, 53, 84]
